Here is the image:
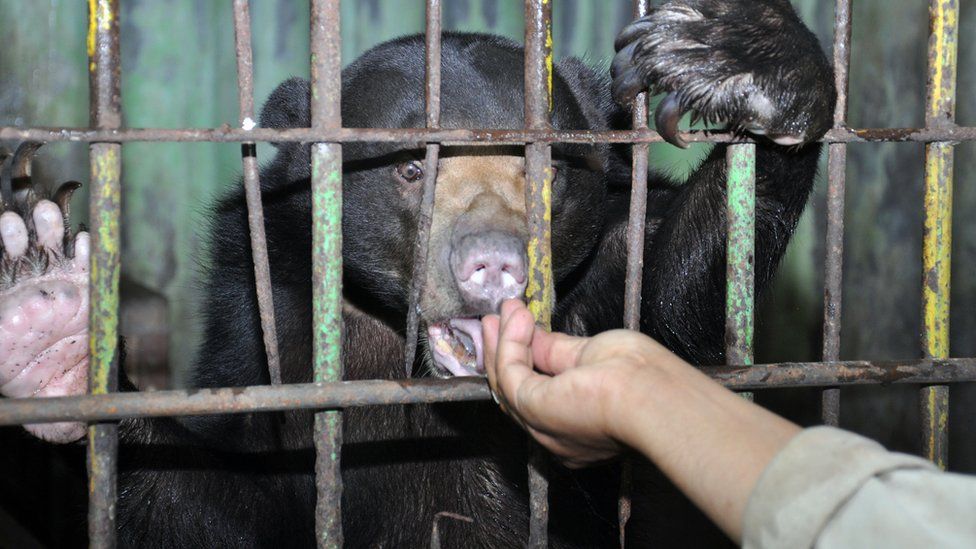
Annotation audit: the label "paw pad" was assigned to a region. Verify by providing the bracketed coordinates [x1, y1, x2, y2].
[1, 141, 90, 444]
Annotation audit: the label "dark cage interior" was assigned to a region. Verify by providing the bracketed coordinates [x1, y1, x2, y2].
[0, 0, 974, 547]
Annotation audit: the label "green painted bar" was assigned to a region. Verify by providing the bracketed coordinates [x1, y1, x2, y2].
[310, 1, 344, 545]
[88, 144, 122, 394]
[311, 144, 344, 547]
[726, 144, 756, 400]
[311, 120, 344, 549]
[87, 141, 122, 549]
[312, 145, 344, 382]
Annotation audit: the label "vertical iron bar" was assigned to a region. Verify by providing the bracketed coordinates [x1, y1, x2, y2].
[310, 0, 344, 545]
[233, 0, 283, 386]
[725, 145, 756, 375]
[821, 0, 852, 426]
[623, 0, 650, 337]
[86, 0, 121, 547]
[403, 0, 442, 377]
[920, 0, 957, 470]
[620, 2, 650, 544]
[524, 1, 553, 547]
[522, 6, 554, 345]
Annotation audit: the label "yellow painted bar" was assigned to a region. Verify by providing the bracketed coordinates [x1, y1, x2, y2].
[923, 149, 953, 360]
[524, 0, 555, 330]
[87, 1, 122, 546]
[920, 0, 957, 469]
[523, 2, 553, 546]
[524, 155, 554, 329]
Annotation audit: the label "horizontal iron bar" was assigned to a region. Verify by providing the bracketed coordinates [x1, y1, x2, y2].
[2, 126, 975, 145]
[1, 358, 974, 426]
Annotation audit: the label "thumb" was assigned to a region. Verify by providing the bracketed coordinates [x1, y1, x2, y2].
[492, 300, 541, 404]
[531, 329, 588, 376]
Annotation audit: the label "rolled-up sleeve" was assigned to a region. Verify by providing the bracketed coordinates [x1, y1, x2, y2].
[742, 426, 976, 549]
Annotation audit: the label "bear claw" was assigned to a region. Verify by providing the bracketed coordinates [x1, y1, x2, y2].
[654, 93, 690, 149]
[612, 0, 835, 147]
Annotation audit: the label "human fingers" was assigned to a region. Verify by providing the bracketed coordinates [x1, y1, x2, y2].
[483, 303, 542, 423]
[499, 298, 526, 324]
[530, 329, 588, 376]
[493, 301, 537, 404]
[482, 313, 502, 402]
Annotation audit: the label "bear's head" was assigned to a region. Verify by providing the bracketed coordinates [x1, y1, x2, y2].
[261, 33, 626, 377]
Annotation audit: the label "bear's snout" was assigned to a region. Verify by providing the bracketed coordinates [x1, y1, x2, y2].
[449, 230, 527, 313]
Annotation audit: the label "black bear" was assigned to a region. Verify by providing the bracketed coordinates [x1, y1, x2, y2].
[0, 1, 834, 546]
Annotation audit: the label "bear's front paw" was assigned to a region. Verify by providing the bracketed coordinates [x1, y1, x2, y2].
[1, 142, 90, 443]
[612, 0, 835, 148]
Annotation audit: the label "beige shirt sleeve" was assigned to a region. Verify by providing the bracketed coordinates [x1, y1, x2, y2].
[742, 426, 976, 549]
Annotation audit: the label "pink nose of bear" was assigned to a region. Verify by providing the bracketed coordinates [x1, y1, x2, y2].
[451, 231, 527, 312]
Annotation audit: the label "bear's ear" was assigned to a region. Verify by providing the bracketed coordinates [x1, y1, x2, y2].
[259, 77, 311, 148]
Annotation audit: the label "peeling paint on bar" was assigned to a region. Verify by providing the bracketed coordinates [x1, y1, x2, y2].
[311, 154, 344, 377]
[725, 145, 755, 367]
[233, 0, 282, 386]
[821, 0, 853, 427]
[523, 0, 556, 331]
[88, 144, 120, 549]
[87, 0, 120, 547]
[403, 0, 443, 377]
[524, 1, 553, 546]
[88, 146, 121, 395]
[310, 0, 344, 546]
[920, 0, 957, 470]
[524, 145, 554, 324]
[311, 145, 344, 546]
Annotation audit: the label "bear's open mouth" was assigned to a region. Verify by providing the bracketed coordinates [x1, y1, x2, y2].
[427, 319, 484, 377]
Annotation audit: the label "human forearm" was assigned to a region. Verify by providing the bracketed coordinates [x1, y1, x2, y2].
[483, 300, 801, 542]
[609, 347, 800, 543]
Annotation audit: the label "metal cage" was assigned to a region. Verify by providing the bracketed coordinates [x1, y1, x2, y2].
[0, 0, 972, 547]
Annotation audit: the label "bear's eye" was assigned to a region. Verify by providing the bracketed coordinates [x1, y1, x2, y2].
[394, 161, 425, 183]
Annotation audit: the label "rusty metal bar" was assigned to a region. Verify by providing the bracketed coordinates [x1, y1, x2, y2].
[821, 0, 853, 426]
[620, 1, 650, 543]
[524, 0, 553, 545]
[920, 0, 958, 470]
[4, 358, 975, 426]
[4, 125, 976, 145]
[310, 0, 344, 545]
[233, 0, 282, 386]
[86, 0, 121, 547]
[623, 0, 650, 341]
[403, 0, 442, 377]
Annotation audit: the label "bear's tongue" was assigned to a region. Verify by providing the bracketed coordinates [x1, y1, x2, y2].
[427, 319, 484, 377]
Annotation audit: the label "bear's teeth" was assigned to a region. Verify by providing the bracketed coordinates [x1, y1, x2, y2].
[427, 320, 483, 376]
[453, 328, 476, 357]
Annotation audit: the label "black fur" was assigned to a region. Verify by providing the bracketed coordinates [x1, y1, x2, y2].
[108, 2, 834, 546]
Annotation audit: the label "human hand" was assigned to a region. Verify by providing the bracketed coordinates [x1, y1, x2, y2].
[484, 300, 802, 542]
[481, 299, 668, 468]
